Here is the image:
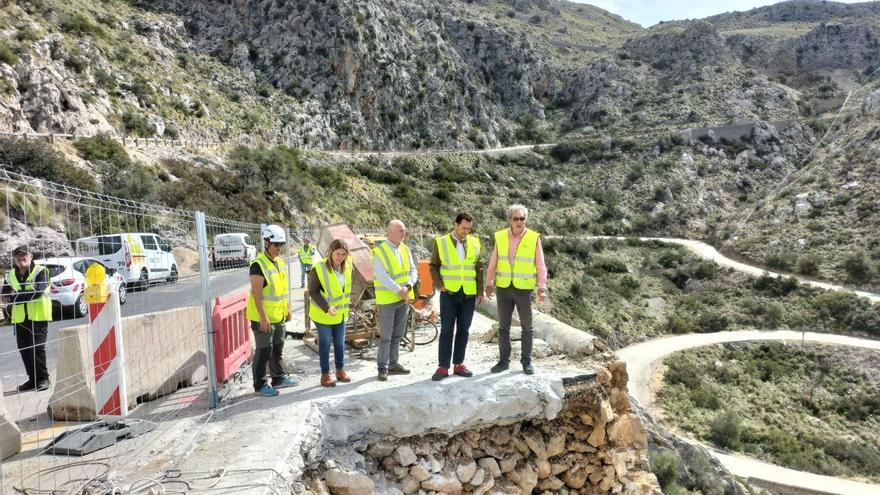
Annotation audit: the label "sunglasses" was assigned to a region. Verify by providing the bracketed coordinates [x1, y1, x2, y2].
[510, 217, 526, 221]
[270, 242, 286, 247]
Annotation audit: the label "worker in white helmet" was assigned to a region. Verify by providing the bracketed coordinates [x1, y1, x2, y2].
[245, 225, 298, 396]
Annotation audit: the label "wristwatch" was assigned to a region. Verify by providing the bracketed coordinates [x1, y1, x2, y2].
[538, 288, 548, 294]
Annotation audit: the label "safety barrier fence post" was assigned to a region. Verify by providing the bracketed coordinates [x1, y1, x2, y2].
[196, 211, 219, 408]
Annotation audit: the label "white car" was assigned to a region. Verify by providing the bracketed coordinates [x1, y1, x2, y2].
[36, 257, 127, 318]
[211, 233, 257, 268]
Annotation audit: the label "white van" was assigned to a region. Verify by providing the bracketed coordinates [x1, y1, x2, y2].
[211, 233, 257, 268]
[75, 233, 178, 290]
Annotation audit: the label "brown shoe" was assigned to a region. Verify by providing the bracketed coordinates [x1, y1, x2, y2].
[335, 370, 351, 383]
[320, 373, 336, 387]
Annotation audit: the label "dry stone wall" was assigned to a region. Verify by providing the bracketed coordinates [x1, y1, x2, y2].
[302, 362, 660, 495]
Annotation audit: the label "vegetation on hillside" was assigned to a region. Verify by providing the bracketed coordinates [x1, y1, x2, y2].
[657, 342, 880, 482]
[543, 238, 880, 348]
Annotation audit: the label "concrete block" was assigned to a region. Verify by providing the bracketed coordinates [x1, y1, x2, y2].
[0, 392, 22, 459]
[49, 306, 208, 421]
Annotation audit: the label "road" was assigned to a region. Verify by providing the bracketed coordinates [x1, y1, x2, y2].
[618, 332, 880, 495]
[0, 258, 304, 391]
[590, 236, 880, 303]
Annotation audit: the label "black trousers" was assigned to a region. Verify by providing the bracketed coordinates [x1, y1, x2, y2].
[438, 290, 476, 369]
[15, 320, 49, 384]
[251, 321, 286, 390]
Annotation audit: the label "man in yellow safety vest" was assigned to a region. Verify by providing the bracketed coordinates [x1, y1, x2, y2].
[298, 238, 316, 288]
[246, 225, 299, 397]
[2, 244, 52, 392]
[372, 219, 418, 381]
[429, 212, 483, 381]
[485, 205, 548, 375]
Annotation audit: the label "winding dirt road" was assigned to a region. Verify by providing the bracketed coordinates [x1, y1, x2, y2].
[612, 236, 880, 495]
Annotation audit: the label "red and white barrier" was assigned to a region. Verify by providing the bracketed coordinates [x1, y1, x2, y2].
[212, 292, 252, 384]
[87, 280, 128, 420]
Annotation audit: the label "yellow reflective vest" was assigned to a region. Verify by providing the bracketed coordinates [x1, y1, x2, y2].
[299, 245, 314, 265]
[494, 228, 539, 290]
[246, 253, 289, 324]
[6, 265, 52, 323]
[309, 257, 352, 325]
[372, 241, 415, 305]
[436, 234, 481, 295]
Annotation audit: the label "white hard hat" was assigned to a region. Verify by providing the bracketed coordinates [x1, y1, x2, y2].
[262, 225, 287, 243]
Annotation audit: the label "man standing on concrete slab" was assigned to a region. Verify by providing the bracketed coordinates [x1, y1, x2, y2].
[246, 225, 299, 397]
[429, 213, 483, 381]
[2, 244, 52, 392]
[485, 205, 547, 375]
[298, 238, 316, 289]
[372, 219, 417, 381]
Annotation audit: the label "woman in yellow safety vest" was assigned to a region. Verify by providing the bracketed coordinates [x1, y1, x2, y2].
[308, 239, 353, 387]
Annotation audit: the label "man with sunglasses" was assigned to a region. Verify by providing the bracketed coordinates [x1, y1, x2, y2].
[246, 225, 299, 396]
[486, 205, 547, 375]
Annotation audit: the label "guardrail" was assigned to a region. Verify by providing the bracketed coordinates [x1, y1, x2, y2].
[0, 131, 225, 148]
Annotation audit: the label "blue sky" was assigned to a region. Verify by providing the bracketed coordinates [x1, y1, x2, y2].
[575, 0, 866, 27]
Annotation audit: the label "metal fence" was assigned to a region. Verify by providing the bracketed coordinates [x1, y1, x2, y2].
[0, 167, 299, 493]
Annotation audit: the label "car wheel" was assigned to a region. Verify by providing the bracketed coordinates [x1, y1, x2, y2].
[117, 283, 127, 305]
[168, 265, 178, 283]
[138, 269, 149, 291]
[74, 294, 88, 318]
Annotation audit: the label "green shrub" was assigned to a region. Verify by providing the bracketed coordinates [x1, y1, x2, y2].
[648, 449, 679, 489]
[666, 313, 696, 334]
[698, 311, 729, 333]
[0, 42, 18, 66]
[710, 410, 742, 449]
[766, 250, 797, 271]
[74, 134, 131, 168]
[58, 12, 104, 37]
[797, 254, 820, 275]
[0, 138, 97, 190]
[592, 255, 628, 274]
[691, 386, 721, 410]
[841, 251, 875, 283]
[122, 112, 155, 137]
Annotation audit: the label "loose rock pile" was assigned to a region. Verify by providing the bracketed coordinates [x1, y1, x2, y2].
[306, 362, 660, 495]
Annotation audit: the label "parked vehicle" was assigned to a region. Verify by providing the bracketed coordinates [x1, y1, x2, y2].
[35, 257, 127, 318]
[75, 233, 178, 290]
[211, 233, 257, 268]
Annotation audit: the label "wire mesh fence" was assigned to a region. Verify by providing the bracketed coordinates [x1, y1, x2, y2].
[0, 167, 302, 493]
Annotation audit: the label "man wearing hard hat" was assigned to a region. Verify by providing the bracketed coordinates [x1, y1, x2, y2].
[246, 225, 299, 397]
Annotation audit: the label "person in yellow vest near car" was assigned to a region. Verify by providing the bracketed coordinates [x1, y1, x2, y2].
[485, 205, 548, 375]
[298, 238, 317, 288]
[372, 219, 417, 381]
[429, 213, 484, 381]
[246, 225, 299, 397]
[1, 245, 52, 392]
[308, 239, 353, 388]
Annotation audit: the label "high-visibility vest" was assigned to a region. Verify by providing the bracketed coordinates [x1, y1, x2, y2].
[494, 228, 539, 290]
[436, 234, 481, 295]
[246, 253, 289, 323]
[372, 241, 415, 305]
[6, 265, 52, 323]
[309, 257, 352, 325]
[299, 245, 314, 265]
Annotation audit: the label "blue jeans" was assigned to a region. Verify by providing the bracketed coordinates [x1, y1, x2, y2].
[316, 322, 345, 374]
[439, 290, 476, 368]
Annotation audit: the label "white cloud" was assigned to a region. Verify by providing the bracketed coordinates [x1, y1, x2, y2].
[572, 0, 866, 27]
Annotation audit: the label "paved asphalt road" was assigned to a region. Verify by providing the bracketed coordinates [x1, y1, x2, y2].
[1, 257, 303, 391]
